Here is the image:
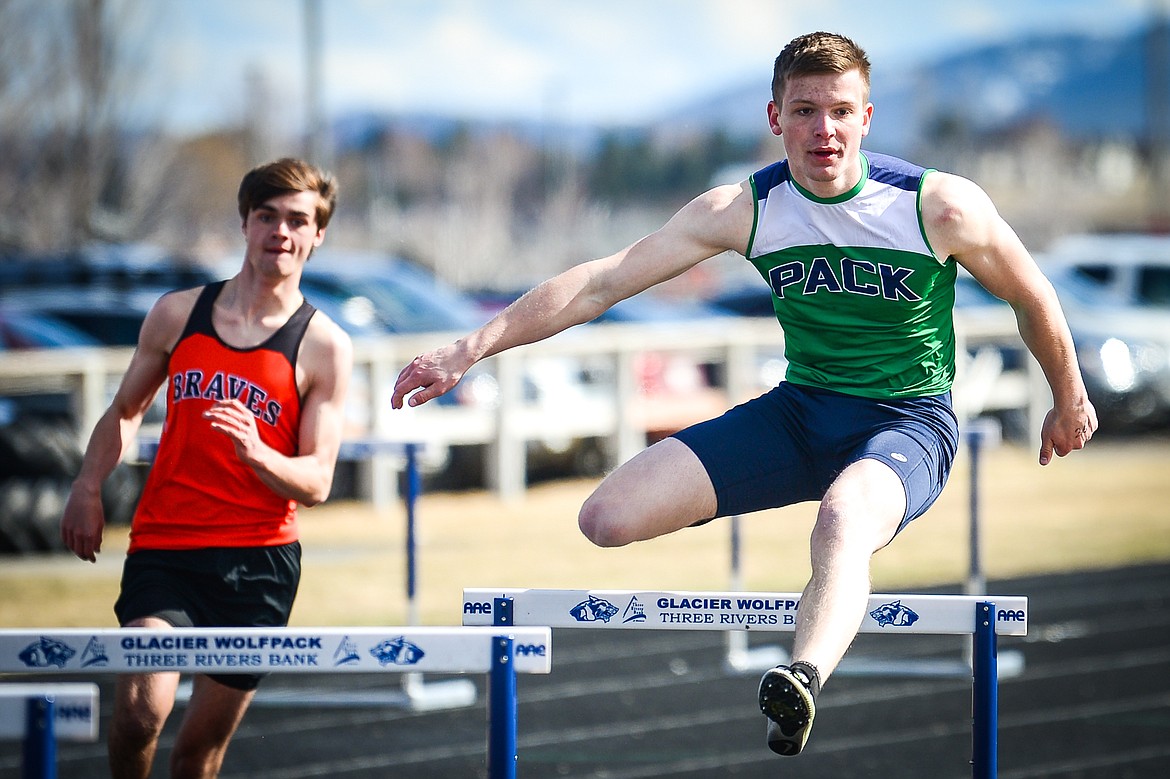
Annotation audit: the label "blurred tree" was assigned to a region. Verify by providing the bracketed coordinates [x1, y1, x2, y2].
[588, 128, 755, 204]
[0, 0, 169, 253]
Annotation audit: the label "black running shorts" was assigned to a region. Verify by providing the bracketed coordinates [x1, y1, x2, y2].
[114, 542, 302, 690]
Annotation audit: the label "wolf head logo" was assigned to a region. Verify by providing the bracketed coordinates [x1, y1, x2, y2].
[369, 637, 425, 666]
[569, 595, 620, 623]
[869, 600, 920, 627]
[19, 637, 77, 668]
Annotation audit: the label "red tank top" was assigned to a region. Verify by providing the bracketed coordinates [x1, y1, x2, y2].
[129, 281, 316, 552]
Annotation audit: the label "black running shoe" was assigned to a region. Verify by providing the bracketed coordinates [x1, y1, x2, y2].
[758, 665, 816, 756]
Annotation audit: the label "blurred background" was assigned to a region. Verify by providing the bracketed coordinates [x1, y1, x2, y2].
[3, 0, 1169, 275]
[1, 0, 1169, 551]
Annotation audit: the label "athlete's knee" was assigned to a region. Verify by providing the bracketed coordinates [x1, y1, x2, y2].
[170, 742, 229, 779]
[108, 705, 167, 777]
[110, 715, 163, 753]
[111, 687, 170, 744]
[169, 713, 239, 779]
[811, 500, 899, 565]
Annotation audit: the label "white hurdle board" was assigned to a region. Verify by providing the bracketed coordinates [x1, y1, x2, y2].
[463, 589, 1028, 636]
[1, 627, 551, 779]
[463, 588, 1022, 779]
[0, 627, 552, 676]
[0, 684, 99, 742]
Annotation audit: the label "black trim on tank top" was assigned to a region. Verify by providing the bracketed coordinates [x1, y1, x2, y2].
[179, 280, 317, 366]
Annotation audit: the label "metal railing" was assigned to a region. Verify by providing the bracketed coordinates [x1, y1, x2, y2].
[0, 312, 1043, 502]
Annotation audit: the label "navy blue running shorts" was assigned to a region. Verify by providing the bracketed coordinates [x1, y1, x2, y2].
[114, 542, 302, 691]
[671, 382, 959, 533]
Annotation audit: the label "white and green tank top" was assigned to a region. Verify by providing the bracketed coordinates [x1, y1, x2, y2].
[746, 151, 956, 398]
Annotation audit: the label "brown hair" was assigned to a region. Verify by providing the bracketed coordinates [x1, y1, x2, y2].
[237, 157, 339, 229]
[772, 32, 871, 104]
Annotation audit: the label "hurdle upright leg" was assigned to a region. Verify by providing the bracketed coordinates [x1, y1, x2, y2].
[22, 696, 55, 779]
[488, 636, 518, 779]
[971, 601, 998, 779]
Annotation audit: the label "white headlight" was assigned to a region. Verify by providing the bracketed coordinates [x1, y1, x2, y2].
[1099, 337, 1136, 391]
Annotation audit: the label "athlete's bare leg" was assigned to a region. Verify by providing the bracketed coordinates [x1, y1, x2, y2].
[169, 675, 255, 779]
[108, 618, 181, 779]
[790, 458, 906, 679]
[578, 437, 717, 547]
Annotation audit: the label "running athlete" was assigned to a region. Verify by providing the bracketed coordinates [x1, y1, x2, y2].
[391, 32, 1097, 756]
[61, 158, 352, 778]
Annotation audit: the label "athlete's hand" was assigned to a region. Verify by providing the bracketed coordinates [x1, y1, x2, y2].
[60, 482, 105, 563]
[392, 344, 470, 409]
[204, 398, 267, 465]
[1038, 400, 1098, 465]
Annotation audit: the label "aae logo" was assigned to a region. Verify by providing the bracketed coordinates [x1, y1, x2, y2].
[515, 643, 547, 657]
[569, 595, 620, 623]
[869, 600, 920, 627]
[369, 637, 425, 666]
[464, 601, 492, 615]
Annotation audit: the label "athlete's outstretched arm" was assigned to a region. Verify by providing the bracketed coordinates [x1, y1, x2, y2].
[922, 172, 1097, 465]
[392, 182, 752, 409]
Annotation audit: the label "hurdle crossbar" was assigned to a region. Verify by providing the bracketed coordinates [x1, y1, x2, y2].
[0, 626, 551, 779]
[462, 588, 1028, 636]
[463, 589, 1025, 779]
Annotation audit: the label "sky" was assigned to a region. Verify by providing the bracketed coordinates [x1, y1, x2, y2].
[132, 0, 1157, 136]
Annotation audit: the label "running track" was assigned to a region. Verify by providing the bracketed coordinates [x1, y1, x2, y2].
[4, 562, 1168, 778]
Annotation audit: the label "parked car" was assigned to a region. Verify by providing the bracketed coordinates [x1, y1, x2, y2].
[301, 256, 482, 340]
[0, 244, 215, 292]
[303, 252, 613, 485]
[474, 286, 738, 443]
[0, 253, 182, 551]
[0, 286, 182, 347]
[0, 310, 102, 351]
[1041, 234, 1170, 430]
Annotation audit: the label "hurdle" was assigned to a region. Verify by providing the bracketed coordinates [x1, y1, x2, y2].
[0, 625, 551, 779]
[464, 588, 1026, 779]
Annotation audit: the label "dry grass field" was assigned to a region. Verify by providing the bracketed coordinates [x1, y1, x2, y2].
[2, 437, 1168, 628]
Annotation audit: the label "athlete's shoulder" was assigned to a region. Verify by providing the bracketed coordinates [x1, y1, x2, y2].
[140, 285, 205, 352]
[303, 308, 353, 364]
[152, 283, 205, 313]
[750, 159, 791, 198]
[863, 151, 932, 190]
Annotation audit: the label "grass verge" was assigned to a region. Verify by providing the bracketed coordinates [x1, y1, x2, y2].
[1, 438, 1167, 627]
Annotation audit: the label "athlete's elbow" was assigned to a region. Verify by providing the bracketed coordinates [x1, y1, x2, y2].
[302, 482, 332, 507]
[297, 474, 334, 507]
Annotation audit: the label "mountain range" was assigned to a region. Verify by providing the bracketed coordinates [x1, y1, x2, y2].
[670, 21, 1161, 157]
[335, 20, 1163, 160]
